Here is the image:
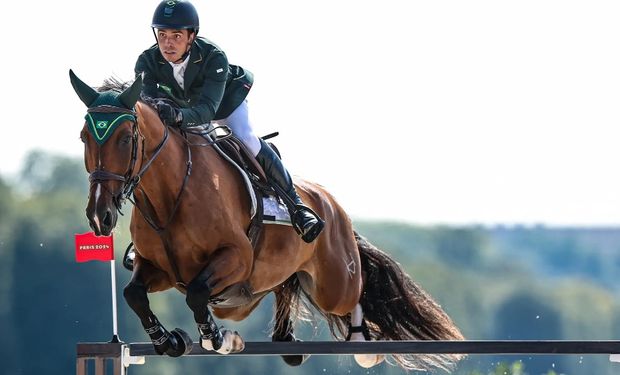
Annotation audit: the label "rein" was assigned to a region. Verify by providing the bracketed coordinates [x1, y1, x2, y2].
[129, 129, 192, 289]
[87, 104, 191, 286]
[130, 125, 230, 289]
[87, 103, 232, 289]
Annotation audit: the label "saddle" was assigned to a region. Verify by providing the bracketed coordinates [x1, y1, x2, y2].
[199, 128, 290, 249]
[216, 136, 266, 243]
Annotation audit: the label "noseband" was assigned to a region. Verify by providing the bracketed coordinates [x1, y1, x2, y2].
[87, 105, 170, 212]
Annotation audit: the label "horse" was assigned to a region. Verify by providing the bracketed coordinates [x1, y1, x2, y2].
[69, 69, 465, 372]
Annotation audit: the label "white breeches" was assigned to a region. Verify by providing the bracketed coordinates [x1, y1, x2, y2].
[213, 100, 261, 156]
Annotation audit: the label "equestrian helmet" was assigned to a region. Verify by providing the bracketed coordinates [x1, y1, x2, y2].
[151, 0, 199, 32]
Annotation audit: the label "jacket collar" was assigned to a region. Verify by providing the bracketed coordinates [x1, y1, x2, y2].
[156, 41, 203, 96]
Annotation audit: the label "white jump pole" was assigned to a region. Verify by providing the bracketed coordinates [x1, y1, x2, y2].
[110, 259, 120, 343]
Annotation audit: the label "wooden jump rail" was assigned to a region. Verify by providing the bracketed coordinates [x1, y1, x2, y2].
[77, 340, 620, 375]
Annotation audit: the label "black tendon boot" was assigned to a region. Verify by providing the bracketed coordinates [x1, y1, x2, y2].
[256, 139, 324, 243]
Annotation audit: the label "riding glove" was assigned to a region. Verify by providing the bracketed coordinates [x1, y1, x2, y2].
[156, 102, 183, 127]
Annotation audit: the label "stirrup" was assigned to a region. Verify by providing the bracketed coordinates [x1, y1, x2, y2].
[291, 204, 325, 243]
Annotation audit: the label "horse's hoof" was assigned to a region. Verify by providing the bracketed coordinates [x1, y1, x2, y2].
[282, 354, 310, 367]
[354, 354, 385, 368]
[214, 330, 245, 354]
[274, 334, 309, 366]
[165, 328, 193, 357]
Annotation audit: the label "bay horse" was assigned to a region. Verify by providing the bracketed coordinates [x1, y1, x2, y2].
[70, 70, 465, 372]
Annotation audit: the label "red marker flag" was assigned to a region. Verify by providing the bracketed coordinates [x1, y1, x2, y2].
[74, 232, 114, 262]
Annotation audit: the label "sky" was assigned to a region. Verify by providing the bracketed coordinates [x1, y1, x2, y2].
[3, 0, 620, 226]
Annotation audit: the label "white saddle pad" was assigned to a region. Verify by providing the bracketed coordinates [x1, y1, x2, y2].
[211, 141, 291, 227]
[262, 195, 292, 226]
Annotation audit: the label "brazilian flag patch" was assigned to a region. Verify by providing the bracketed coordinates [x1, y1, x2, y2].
[86, 112, 135, 145]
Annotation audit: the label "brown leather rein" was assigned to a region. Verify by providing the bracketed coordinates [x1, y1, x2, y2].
[86, 104, 231, 289]
[86, 104, 192, 288]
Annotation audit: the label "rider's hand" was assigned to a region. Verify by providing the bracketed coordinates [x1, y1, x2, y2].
[156, 102, 182, 127]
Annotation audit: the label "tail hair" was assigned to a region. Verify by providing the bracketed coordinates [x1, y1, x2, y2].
[274, 232, 466, 372]
[355, 231, 465, 372]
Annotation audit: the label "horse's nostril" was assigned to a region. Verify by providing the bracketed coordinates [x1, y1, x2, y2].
[103, 211, 112, 227]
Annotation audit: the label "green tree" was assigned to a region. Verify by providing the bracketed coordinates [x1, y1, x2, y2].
[431, 226, 489, 268]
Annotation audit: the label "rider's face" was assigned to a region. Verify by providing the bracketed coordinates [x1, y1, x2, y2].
[156, 29, 194, 63]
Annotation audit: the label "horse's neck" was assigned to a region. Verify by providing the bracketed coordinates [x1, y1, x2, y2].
[134, 103, 250, 224]
[135, 103, 191, 198]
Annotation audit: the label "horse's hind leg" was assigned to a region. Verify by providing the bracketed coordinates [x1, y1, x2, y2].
[347, 304, 385, 368]
[123, 257, 192, 357]
[272, 278, 309, 366]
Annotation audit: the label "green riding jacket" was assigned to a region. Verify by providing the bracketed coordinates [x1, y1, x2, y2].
[135, 37, 253, 128]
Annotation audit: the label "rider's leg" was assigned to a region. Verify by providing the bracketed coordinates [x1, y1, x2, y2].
[216, 100, 324, 243]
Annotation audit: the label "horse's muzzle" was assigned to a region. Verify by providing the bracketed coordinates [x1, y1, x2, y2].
[86, 183, 119, 236]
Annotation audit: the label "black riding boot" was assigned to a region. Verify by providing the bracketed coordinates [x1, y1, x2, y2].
[256, 139, 324, 243]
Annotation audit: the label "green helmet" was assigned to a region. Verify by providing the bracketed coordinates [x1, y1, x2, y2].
[151, 0, 199, 33]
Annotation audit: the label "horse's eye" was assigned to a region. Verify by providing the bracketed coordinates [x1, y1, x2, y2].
[80, 132, 87, 143]
[121, 135, 133, 145]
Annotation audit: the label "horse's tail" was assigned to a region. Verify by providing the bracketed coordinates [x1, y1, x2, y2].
[277, 232, 465, 372]
[354, 231, 466, 372]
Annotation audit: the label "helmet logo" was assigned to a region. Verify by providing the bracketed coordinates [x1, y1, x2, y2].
[164, 0, 177, 17]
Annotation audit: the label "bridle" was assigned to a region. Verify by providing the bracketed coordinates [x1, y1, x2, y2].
[86, 103, 232, 288]
[87, 104, 170, 215]
[86, 103, 187, 288]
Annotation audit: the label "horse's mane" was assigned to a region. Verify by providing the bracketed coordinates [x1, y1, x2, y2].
[97, 76, 159, 110]
[97, 77, 131, 93]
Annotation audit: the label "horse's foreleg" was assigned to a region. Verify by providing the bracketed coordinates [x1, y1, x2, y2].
[185, 248, 249, 354]
[123, 258, 192, 357]
[185, 275, 224, 351]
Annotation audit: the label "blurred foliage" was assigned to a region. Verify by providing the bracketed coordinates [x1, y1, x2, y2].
[466, 360, 561, 375]
[1, 151, 620, 374]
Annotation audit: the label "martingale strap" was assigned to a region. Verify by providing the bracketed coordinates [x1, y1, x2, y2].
[129, 130, 192, 288]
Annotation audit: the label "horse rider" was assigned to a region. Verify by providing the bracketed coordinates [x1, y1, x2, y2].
[135, 0, 324, 243]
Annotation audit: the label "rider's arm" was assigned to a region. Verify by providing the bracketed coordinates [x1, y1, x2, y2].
[134, 49, 160, 99]
[178, 51, 229, 127]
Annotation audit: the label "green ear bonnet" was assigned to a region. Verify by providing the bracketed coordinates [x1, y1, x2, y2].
[69, 69, 143, 145]
[85, 93, 136, 145]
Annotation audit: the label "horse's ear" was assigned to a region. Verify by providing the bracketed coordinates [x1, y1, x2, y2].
[118, 74, 143, 109]
[69, 69, 99, 107]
